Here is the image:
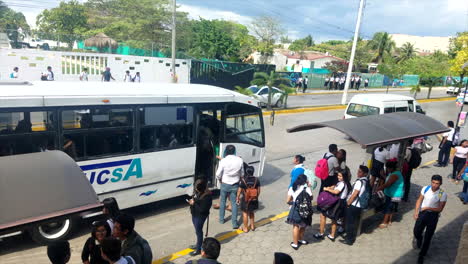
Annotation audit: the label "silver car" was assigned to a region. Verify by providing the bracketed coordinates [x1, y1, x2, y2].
[247, 85, 285, 108]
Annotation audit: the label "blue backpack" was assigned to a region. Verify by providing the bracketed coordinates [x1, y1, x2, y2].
[356, 178, 371, 209]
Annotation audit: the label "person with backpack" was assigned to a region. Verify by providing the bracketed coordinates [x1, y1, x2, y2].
[451, 139, 468, 184]
[412, 175, 447, 264]
[289, 155, 306, 188]
[339, 165, 369, 246]
[377, 161, 404, 228]
[317, 144, 340, 193]
[434, 121, 455, 167]
[113, 214, 152, 264]
[185, 237, 221, 264]
[188, 179, 213, 256]
[286, 174, 312, 250]
[404, 141, 422, 202]
[237, 166, 260, 232]
[101, 237, 136, 264]
[314, 170, 350, 242]
[81, 221, 111, 264]
[10, 67, 19, 79]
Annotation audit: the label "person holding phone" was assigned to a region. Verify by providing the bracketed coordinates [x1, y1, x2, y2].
[187, 179, 213, 256]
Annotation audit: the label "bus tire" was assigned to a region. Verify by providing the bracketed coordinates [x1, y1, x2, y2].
[30, 217, 75, 244]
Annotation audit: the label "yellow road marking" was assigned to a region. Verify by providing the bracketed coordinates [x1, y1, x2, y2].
[417, 159, 437, 169]
[289, 88, 410, 96]
[152, 211, 290, 264]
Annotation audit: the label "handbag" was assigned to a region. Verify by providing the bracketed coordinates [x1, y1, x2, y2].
[317, 191, 339, 210]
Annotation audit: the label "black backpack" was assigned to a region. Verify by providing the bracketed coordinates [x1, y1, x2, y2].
[295, 188, 313, 218]
[408, 148, 422, 169]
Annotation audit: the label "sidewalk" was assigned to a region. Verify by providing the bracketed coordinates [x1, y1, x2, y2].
[168, 161, 468, 264]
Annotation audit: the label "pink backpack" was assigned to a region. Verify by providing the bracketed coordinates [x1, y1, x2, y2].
[315, 154, 332, 180]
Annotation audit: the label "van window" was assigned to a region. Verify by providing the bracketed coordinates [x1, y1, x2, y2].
[408, 101, 414, 112]
[395, 106, 408, 112]
[384, 107, 395, 113]
[346, 103, 379, 117]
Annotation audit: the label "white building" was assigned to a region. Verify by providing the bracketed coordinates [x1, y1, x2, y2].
[251, 49, 346, 73]
[390, 34, 451, 54]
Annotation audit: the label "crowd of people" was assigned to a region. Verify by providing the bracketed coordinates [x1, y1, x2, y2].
[323, 74, 368, 91]
[284, 137, 463, 264]
[42, 122, 468, 264]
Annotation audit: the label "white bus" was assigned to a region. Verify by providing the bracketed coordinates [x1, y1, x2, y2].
[0, 81, 266, 242]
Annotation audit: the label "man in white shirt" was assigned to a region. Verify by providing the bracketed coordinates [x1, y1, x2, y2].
[79, 68, 88, 81]
[340, 165, 369, 246]
[435, 121, 455, 167]
[334, 76, 339, 90]
[216, 145, 244, 229]
[412, 175, 447, 264]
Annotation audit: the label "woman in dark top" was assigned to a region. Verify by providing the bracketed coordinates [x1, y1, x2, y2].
[81, 221, 111, 264]
[188, 179, 213, 256]
[237, 166, 261, 232]
[102, 197, 120, 235]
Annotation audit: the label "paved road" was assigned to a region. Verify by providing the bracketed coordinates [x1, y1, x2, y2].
[0, 100, 466, 264]
[286, 87, 452, 108]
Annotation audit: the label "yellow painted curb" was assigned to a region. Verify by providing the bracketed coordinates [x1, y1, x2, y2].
[417, 159, 437, 169]
[152, 211, 290, 264]
[263, 96, 456, 116]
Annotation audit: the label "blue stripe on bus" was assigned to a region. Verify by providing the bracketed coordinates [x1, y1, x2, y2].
[80, 159, 133, 171]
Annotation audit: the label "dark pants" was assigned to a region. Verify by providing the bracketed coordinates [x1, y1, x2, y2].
[413, 211, 439, 257]
[344, 205, 362, 243]
[437, 141, 452, 166]
[192, 215, 207, 251]
[403, 168, 413, 201]
[356, 83, 361, 90]
[452, 156, 466, 179]
[302, 84, 307, 93]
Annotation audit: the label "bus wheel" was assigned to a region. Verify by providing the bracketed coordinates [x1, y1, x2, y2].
[30, 217, 75, 244]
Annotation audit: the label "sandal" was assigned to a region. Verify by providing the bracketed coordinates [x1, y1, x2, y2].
[242, 227, 249, 233]
[378, 224, 388, 229]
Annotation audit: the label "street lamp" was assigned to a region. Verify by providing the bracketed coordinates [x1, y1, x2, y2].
[455, 62, 468, 130]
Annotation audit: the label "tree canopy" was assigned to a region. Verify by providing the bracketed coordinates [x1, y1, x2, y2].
[0, 0, 30, 47]
[449, 32, 468, 77]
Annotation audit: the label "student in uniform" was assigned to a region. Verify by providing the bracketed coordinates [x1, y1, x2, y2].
[289, 155, 306, 188]
[412, 175, 447, 264]
[435, 121, 455, 167]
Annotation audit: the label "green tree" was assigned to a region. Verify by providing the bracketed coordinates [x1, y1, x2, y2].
[251, 71, 290, 110]
[449, 32, 468, 83]
[251, 16, 283, 63]
[0, 0, 30, 47]
[377, 55, 404, 92]
[323, 60, 349, 73]
[36, 0, 89, 48]
[403, 55, 450, 98]
[397, 42, 416, 63]
[367, 32, 396, 63]
[280, 35, 292, 44]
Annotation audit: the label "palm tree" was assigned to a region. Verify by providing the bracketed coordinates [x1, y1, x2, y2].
[398, 42, 416, 62]
[251, 71, 291, 110]
[367, 32, 396, 64]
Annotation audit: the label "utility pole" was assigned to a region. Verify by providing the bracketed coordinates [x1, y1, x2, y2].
[341, 0, 365, 105]
[171, 0, 177, 83]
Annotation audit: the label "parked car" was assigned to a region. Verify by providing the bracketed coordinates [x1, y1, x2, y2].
[447, 86, 465, 95]
[247, 85, 285, 108]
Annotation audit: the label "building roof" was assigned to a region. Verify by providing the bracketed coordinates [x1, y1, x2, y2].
[283, 51, 346, 62]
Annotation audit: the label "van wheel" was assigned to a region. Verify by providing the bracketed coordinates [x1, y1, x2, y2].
[30, 217, 75, 244]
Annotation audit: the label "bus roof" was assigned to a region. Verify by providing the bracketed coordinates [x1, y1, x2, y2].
[350, 93, 415, 103]
[0, 81, 259, 108]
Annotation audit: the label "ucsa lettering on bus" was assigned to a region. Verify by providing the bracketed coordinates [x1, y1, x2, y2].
[80, 158, 143, 185]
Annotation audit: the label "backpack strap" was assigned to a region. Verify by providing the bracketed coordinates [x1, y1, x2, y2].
[423, 185, 431, 194]
[124, 256, 135, 264]
[355, 178, 366, 205]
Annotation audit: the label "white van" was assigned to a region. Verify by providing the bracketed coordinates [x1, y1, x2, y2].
[344, 94, 425, 119]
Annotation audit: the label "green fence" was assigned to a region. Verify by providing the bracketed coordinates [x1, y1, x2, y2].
[76, 41, 166, 57]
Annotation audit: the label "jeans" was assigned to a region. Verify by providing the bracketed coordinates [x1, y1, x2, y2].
[192, 215, 207, 251]
[437, 141, 452, 166]
[219, 183, 239, 228]
[403, 168, 413, 201]
[344, 205, 362, 243]
[452, 156, 466, 179]
[413, 211, 439, 257]
[461, 181, 468, 203]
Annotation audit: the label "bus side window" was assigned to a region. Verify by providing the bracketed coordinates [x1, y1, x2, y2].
[139, 106, 194, 152]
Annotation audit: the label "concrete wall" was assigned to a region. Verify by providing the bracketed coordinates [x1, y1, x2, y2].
[252, 51, 287, 70]
[0, 49, 190, 83]
[390, 34, 451, 53]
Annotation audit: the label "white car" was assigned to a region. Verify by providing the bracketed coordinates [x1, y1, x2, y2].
[447, 86, 465, 95]
[457, 91, 468, 103]
[247, 85, 285, 108]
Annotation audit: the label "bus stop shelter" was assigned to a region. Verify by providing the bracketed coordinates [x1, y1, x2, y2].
[287, 112, 450, 166]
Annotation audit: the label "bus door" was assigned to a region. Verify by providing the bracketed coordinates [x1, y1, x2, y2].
[195, 108, 222, 186]
[220, 103, 265, 179]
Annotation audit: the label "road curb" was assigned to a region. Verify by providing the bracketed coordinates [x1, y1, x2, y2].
[152, 211, 290, 264]
[289, 88, 410, 96]
[264, 96, 456, 116]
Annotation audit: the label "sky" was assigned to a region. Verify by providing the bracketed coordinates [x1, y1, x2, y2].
[4, 0, 468, 42]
